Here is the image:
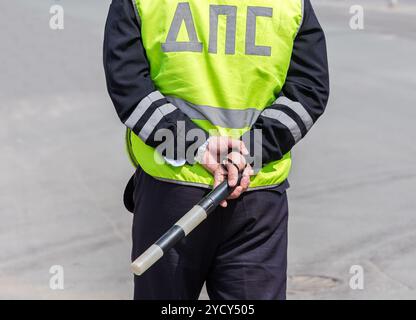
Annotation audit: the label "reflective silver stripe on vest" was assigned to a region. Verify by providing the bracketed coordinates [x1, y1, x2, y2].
[261, 109, 302, 143]
[139, 103, 177, 141]
[295, 0, 305, 36]
[125, 91, 165, 129]
[274, 96, 313, 131]
[130, 0, 141, 27]
[167, 96, 261, 129]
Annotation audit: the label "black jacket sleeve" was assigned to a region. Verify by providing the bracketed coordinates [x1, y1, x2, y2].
[103, 0, 207, 163]
[244, 0, 330, 167]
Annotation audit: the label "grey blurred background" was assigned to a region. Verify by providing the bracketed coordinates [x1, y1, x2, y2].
[0, 0, 415, 299]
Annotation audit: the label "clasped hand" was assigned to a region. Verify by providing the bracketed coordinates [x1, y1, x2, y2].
[200, 136, 254, 208]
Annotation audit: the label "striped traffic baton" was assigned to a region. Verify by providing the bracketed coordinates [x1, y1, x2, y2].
[131, 174, 242, 276]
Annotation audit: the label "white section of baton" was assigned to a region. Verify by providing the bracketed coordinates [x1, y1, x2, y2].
[175, 205, 207, 236]
[131, 244, 163, 276]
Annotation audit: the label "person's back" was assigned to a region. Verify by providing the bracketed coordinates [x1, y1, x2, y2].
[104, 0, 329, 300]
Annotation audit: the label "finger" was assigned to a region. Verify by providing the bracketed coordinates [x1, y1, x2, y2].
[227, 152, 246, 172]
[220, 200, 227, 208]
[240, 175, 250, 191]
[226, 164, 239, 187]
[234, 169, 250, 193]
[239, 140, 249, 156]
[213, 168, 226, 188]
[227, 186, 243, 199]
[234, 165, 252, 194]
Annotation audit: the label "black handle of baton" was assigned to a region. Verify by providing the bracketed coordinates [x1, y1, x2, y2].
[131, 174, 242, 276]
[197, 174, 242, 214]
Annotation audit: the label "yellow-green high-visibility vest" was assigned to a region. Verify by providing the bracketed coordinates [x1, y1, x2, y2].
[127, 0, 303, 188]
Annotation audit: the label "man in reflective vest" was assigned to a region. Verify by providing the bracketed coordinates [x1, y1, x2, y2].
[104, 0, 329, 300]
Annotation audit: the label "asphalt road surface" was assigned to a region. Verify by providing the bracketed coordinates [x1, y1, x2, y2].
[0, 0, 415, 299]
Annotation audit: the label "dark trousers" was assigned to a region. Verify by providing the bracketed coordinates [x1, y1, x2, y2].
[129, 167, 289, 300]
